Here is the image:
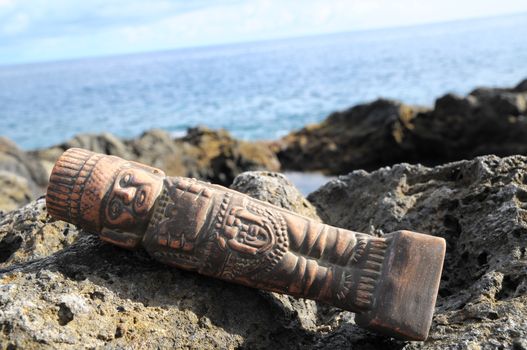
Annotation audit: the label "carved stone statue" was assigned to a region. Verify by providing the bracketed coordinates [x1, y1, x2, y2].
[46, 148, 446, 341]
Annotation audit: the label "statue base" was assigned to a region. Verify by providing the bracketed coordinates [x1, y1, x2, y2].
[355, 230, 446, 340]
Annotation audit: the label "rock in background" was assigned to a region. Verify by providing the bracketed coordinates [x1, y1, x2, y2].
[32, 126, 280, 189]
[0, 171, 33, 213]
[278, 78, 527, 174]
[2, 156, 527, 349]
[2, 78, 527, 212]
[276, 99, 420, 174]
[0, 127, 279, 212]
[0, 137, 48, 211]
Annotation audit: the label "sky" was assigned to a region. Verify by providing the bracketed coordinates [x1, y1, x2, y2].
[1, 0, 527, 65]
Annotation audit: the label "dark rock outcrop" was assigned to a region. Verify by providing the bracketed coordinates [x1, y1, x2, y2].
[278, 78, 527, 175]
[2, 156, 527, 348]
[277, 99, 420, 174]
[412, 86, 527, 162]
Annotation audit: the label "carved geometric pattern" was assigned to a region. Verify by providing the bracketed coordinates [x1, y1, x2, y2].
[354, 239, 388, 309]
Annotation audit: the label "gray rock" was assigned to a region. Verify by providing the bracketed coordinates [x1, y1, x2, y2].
[55, 132, 131, 159]
[129, 129, 182, 169]
[231, 171, 321, 221]
[0, 171, 33, 212]
[0, 198, 79, 268]
[0, 137, 48, 197]
[309, 155, 527, 349]
[3, 157, 526, 349]
[32, 127, 281, 188]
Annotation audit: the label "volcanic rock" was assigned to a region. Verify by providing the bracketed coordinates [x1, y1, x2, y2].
[0, 198, 79, 268]
[278, 78, 527, 175]
[0, 173, 323, 349]
[179, 126, 281, 185]
[0, 171, 33, 212]
[308, 155, 527, 348]
[1, 155, 526, 348]
[277, 99, 420, 174]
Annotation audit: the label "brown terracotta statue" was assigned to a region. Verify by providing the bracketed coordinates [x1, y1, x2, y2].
[46, 148, 446, 341]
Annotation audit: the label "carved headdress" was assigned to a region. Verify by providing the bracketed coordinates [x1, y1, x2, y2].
[46, 148, 129, 232]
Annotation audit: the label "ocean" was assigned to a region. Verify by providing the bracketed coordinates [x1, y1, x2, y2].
[1, 13, 527, 150]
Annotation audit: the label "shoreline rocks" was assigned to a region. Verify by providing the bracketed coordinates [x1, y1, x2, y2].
[1, 78, 527, 211]
[276, 99, 421, 174]
[32, 126, 280, 188]
[0, 137, 48, 211]
[277, 78, 527, 174]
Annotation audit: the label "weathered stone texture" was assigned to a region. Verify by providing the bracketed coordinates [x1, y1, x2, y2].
[309, 155, 527, 349]
[1, 157, 526, 349]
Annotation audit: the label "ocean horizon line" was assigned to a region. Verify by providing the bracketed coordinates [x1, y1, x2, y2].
[1, 10, 525, 68]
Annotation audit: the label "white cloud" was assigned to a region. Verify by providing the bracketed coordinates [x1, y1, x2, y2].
[1, 0, 527, 64]
[0, 0, 14, 7]
[2, 12, 28, 34]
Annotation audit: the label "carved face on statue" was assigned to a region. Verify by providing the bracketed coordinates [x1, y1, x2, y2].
[103, 167, 164, 232]
[46, 148, 165, 249]
[219, 207, 275, 255]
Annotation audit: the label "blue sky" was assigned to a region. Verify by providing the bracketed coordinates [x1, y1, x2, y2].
[1, 0, 527, 65]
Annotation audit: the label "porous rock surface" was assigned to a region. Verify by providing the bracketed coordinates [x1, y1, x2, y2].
[1, 156, 527, 349]
[309, 155, 527, 349]
[231, 171, 321, 221]
[0, 198, 78, 269]
[0, 173, 336, 349]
